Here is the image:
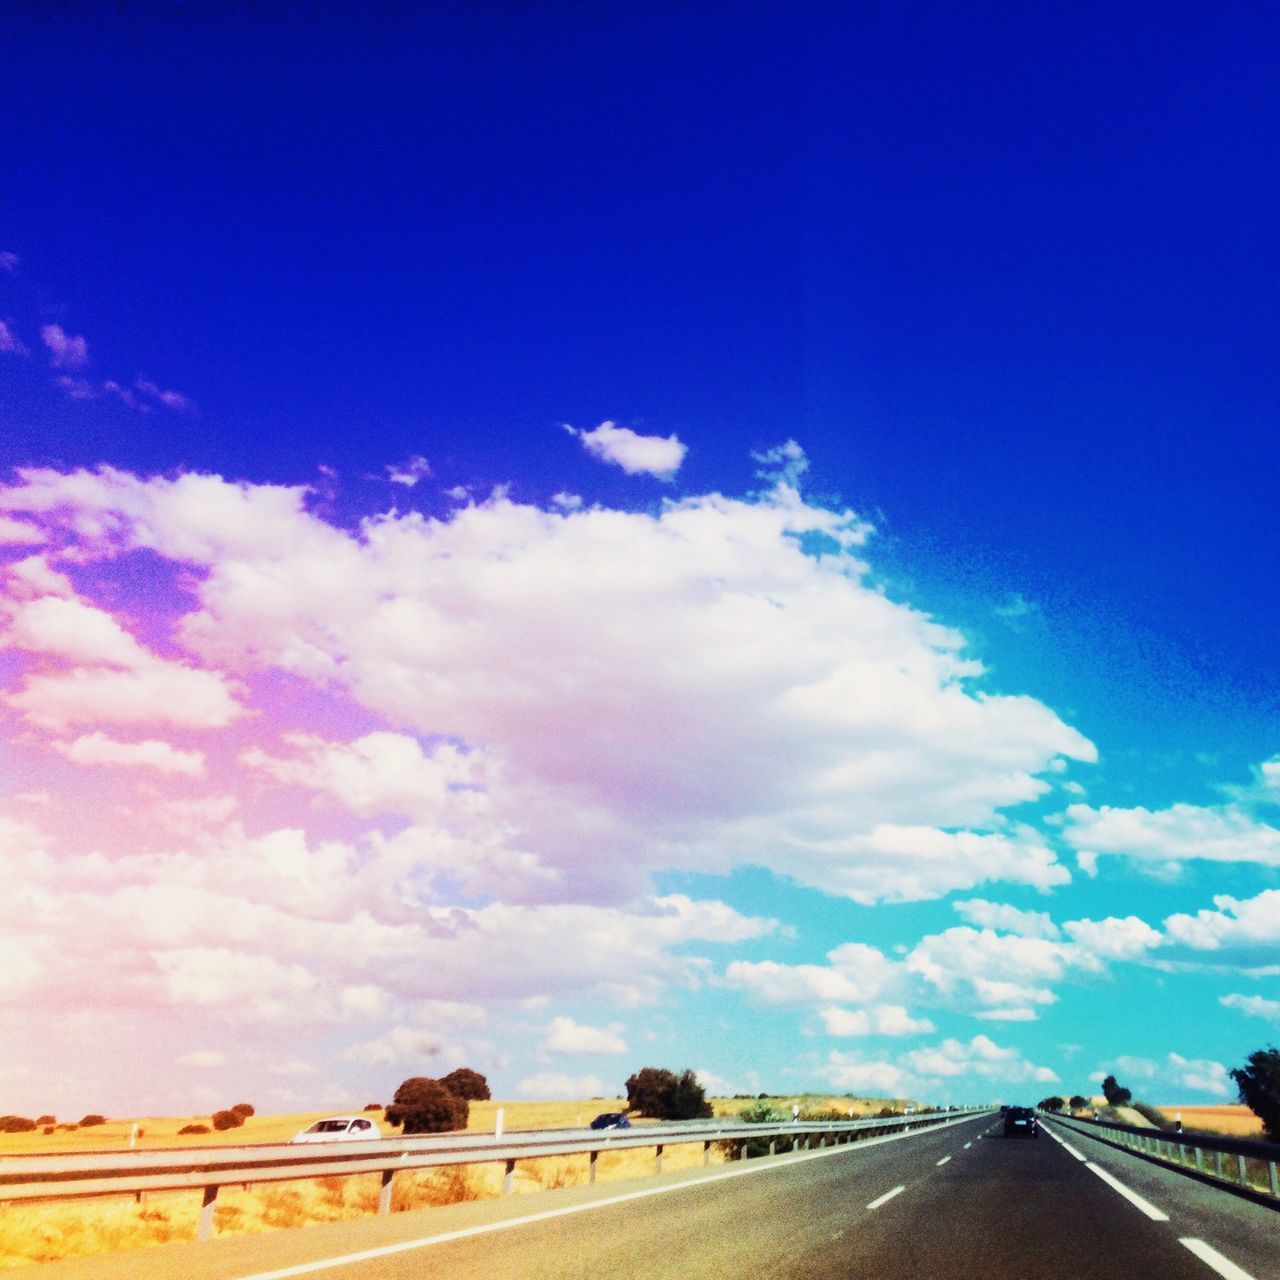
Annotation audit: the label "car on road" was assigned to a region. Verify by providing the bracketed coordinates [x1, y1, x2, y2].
[589, 1112, 632, 1130]
[291, 1115, 382, 1143]
[1002, 1106, 1038, 1138]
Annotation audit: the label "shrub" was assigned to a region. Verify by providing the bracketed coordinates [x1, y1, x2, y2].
[877, 1107, 900, 1118]
[1100, 1076, 1132, 1107]
[78, 1114, 106, 1127]
[211, 1109, 244, 1130]
[1069, 1095, 1089, 1111]
[624, 1067, 712, 1120]
[364, 1103, 383, 1111]
[179, 1123, 210, 1135]
[440, 1068, 491, 1101]
[720, 1101, 787, 1159]
[230, 1103, 255, 1118]
[1230, 1045, 1280, 1142]
[1039, 1096, 1065, 1112]
[386, 1077, 469, 1134]
[0, 1116, 37, 1133]
[35, 1115, 55, 1126]
[42, 1126, 54, 1135]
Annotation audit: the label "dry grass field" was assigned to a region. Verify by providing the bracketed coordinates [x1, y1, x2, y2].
[1156, 1104, 1264, 1138]
[0, 1094, 901, 1268]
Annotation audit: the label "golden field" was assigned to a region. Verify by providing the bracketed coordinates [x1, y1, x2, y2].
[0, 1094, 899, 1268]
[1156, 1104, 1264, 1138]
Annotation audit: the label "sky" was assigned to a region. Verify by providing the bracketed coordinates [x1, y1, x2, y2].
[2, 4, 1279, 1121]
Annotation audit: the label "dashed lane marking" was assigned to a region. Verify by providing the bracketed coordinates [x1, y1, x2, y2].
[866, 1185, 906, 1210]
[935, 1156, 951, 1166]
[1085, 1162, 1169, 1221]
[963, 1141, 972, 1149]
[1179, 1238, 1257, 1280]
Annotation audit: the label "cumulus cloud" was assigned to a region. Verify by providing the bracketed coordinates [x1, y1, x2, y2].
[952, 898, 1061, 940]
[40, 324, 89, 370]
[516, 1072, 605, 1099]
[1061, 802, 1280, 870]
[386, 455, 432, 486]
[1096, 1052, 1230, 1099]
[819, 1004, 934, 1036]
[0, 517, 43, 545]
[1220, 992, 1280, 1021]
[1163, 889, 1280, 951]
[819, 1033, 1056, 1096]
[542, 1016, 627, 1055]
[568, 421, 687, 478]
[52, 732, 206, 777]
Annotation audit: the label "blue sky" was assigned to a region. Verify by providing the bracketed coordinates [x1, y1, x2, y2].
[1, 4, 1278, 1118]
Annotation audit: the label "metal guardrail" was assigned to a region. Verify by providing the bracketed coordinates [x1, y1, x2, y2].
[0, 1108, 989, 1241]
[1044, 1111, 1280, 1204]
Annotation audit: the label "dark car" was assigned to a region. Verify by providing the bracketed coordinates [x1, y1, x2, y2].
[1003, 1106, 1038, 1138]
[589, 1112, 632, 1130]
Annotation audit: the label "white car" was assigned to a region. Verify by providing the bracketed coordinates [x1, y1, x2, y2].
[290, 1115, 382, 1143]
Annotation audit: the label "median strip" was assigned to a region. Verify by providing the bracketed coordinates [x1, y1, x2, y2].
[865, 1184, 905, 1210]
[1085, 1163, 1169, 1221]
[1179, 1238, 1257, 1280]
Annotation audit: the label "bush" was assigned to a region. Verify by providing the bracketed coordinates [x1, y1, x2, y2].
[440, 1068, 491, 1102]
[42, 1126, 54, 1135]
[386, 1077, 469, 1134]
[1068, 1095, 1089, 1111]
[624, 1067, 712, 1120]
[1100, 1076, 1132, 1107]
[35, 1115, 55, 1126]
[179, 1123, 210, 1135]
[720, 1101, 787, 1160]
[211, 1109, 244, 1130]
[1230, 1045, 1280, 1142]
[1039, 1096, 1065, 1112]
[0, 1116, 37, 1133]
[230, 1103, 255, 1118]
[364, 1103, 383, 1111]
[78, 1114, 106, 1127]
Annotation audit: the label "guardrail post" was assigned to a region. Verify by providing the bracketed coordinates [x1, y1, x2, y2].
[655, 1144, 664, 1174]
[702, 1140, 711, 1166]
[378, 1169, 395, 1215]
[503, 1159, 516, 1196]
[1214, 1150, 1223, 1178]
[1269, 1161, 1278, 1196]
[768, 1137, 777, 1156]
[197, 1185, 218, 1242]
[589, 1150, 598, 1185]
[1195, 1147, 1203, 1172]
[1237, 1154, 1247, 1186]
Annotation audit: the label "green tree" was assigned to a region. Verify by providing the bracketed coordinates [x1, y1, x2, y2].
[440, 1068, 491, 1101]
[1069, 1095, 1089, 1111]
[1101, 1075, 1132, 1107]
[1230, 1046, 1280, 1142]
[1039, 1096, 1065, 1112]
[385, 1077, 469, 1134]
[624, 1067, 712, 1120]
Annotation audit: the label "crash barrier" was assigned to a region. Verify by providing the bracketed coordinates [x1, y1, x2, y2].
[0, 1108, 990, 1241]
[1045, 1111, 1279, 1206]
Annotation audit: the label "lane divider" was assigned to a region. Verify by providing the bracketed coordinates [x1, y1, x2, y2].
[1179, 1238, 1257, 1280]
[866, 1185, 905, 1210]
[234, 1116, 989, 1279]
[935, 1156, 951, 1167]
[1084, 1163, 1169, 1221]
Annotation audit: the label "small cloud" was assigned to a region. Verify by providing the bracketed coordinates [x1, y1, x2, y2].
[103, 380, 143, 411]
[41, 324, 89, 370]
[542, 1016, 627, 1055]
[515, 1072, 604, 1099]
[994, 593, 1038, 626]
[176, 1050, 225, 1068]
[134, 377, 194, 412]
[752, 440, 808, 489]
[386, 455, 432, 487]
[56, 375, 97, 401]
[0, 516, 44, 546]
[445, 485, 471, 501]
[268, 1058, 319, 1077]
[0, 252, 18, 273]
[51, 732, 206, 777]
[551, 492, 583, 511]
[0, 320, 27, 357]
[1221, 992, 1280, 1022]
[568, 421, 687, 479]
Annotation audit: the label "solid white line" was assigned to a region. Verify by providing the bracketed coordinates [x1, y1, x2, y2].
[935, 1156, 951, 1166]
[865, 1184, 906, 1210]
[1179, 1238, 1257, 1280]
[234, 1119, 980, 1280]
[1060, 1141, 1086, 1161]
[1085, 1163, 1169, 1221]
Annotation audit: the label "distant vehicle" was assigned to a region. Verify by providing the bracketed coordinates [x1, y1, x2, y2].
[589, 1112, 632, 1130]
[1003, 1106, 1038, 1138]
[290, 1115, 382, 1143]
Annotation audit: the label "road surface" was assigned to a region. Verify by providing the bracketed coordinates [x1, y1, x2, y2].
[34, 1113, 1277, 1279]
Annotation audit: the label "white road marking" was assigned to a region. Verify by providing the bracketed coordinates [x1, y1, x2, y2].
[866, 1184, 906, 1210]
[1085, 1163, 1169, 1221]
[1179, 1238, 1257, 1280]
[935, 1156, 951, 1166]
[233, 1118, 981, 1279]
[963, 1141, 972, 1149]
[1060, 1141, 1086, 1161]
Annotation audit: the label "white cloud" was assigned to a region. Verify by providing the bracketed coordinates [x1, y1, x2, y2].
[1062, 915, 1161, 961]
[569, 421, 687, 478]
[41, 323, 89, 370]
[0, 516, 43, 545]
[0, 320, 27, 356]
[1100, 1052, 1231, 1099]
[542, 1016, 627, 1055]
[902, 1035, 1058, 1085]
[342, 1026, 459, 1067]
[952, 898, 1061, 939]
[386, 455, 432, 486]
[134, 377, 193, 412]
[176, 1050, 225, 1068]
[268, 1058, 319, 1077]
[1220, 993, 1280, 1021]
[52, 732, 206, 777]
[819, 1004, 934, 1036]
[726, 943, 901, 1008]
[1061, 802, 1280, 869]
[516, 1072, 605, 1099]
[1163, 889, 1280, 950]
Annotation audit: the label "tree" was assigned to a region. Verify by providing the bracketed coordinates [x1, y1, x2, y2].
[1230, 1046, 1280, 1142]
[1100, 1075, 1132, 1107]
[624, 1067, 712, 1120]
[440, 1068, 491, 1101]
[211, 1109, 244, 1130]
[1069, 1095, 1089, 1112]
[668, 1068, 713, 1120]
[385, 1077, 469, 1134]
[230, 1103, 255, 1118]
[1039, 1096, 1065, 1112]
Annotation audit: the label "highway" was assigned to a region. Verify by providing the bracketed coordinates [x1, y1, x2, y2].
[34, 1114, 1278, 1280]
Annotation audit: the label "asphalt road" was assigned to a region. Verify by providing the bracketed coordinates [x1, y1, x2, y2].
[35, 1114, 1277, 1280]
